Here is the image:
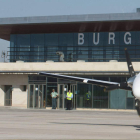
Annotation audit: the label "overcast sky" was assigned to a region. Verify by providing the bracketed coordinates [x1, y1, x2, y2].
[0, 0, 140, 62]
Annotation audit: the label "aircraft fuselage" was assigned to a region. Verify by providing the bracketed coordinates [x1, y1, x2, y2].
[132, 73, 140, 100]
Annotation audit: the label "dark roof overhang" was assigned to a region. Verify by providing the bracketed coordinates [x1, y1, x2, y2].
[1, 13, 140, 41]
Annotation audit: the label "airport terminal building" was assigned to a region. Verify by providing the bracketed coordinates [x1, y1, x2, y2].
[1, 11, 140, 109]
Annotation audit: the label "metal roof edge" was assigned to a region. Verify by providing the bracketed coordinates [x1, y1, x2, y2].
[0, 12, 140, 25]
[0, 70, 135, 73]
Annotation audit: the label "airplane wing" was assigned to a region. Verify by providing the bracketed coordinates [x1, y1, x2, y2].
[39, 72, 118, 87]
[39, 48, 133, 91]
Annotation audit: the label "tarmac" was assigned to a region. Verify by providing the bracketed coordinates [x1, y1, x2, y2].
[0, 107, 140, 139]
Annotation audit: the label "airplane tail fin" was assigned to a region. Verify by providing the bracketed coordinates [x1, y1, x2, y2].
[125, 48, 135, 77]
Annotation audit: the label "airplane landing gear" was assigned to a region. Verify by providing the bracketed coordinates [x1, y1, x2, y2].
[135, 99, 140, 116]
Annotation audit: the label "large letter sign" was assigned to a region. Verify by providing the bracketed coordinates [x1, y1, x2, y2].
[93, 33, 99, 45]
[124, 32, 131, 45]
[108, 32, 115, 44]
[78, 33, 84, 45]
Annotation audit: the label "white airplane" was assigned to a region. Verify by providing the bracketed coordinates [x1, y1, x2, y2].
[39, 48, 140, 116]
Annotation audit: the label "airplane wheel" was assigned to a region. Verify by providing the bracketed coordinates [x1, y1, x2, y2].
[135, 99, 140, 116]
[136, 106, 140, 116]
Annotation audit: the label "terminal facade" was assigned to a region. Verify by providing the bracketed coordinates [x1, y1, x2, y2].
[10, 32, 140, 62]
[1, 12, 140, 109]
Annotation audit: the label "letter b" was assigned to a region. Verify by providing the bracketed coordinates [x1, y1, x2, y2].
[78, 33, 84, 45]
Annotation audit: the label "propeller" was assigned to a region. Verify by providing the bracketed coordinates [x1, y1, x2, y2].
[125, 48, 135, 77]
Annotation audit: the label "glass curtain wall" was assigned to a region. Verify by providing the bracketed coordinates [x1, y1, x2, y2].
[77, 83, 92, 108]
[28, 76, 46, 108]
[45, 34, 59, 61]
[10, 31, 140, 62]
[93, 77, 109, 108]
[28, 75, 135, 109]
[77, 76, 135, 109]
[10, 34, 30, 62]
[127, 91, 135, 109]
[30, 34, 44, 62]
[10, 35, 16, 61]
[46, 77, 57, 107]
[109, 77, 135, 109]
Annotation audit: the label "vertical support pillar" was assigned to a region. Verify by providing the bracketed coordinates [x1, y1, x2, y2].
[73, 85, 76, 109]
[62, 85, 64, 109]
[38, 85, 40, 109]
[76, 82, 78, 109]
[27, 84, 30, 108]
[33, 84, 35, 109]
[46, 77, 47, 108]
[108, 77, 110, 109]
[57, 79, 59, 109]
[42, 85, 44, 108]
[92, 85, 93, 108]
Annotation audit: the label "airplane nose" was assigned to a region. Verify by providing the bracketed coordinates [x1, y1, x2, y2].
[133, 74, 140, 99]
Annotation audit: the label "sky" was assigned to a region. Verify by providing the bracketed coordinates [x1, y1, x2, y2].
[0, 0, 140, 62]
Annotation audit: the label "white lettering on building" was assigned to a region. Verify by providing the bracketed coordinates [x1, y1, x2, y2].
[78, 33, 84, 45]
[124, 32, 131, 44]
[77, 32, 133, 45]
[93, 33, 99, 45]
[108, 32, 115, 44]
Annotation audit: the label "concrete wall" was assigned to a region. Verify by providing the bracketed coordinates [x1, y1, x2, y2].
[0, 85, 4, 106]
[12, 85, 27, 108]
[0, 62, 140, 72]
[0, 74, 28, 108]
[0, 74, 28, 85]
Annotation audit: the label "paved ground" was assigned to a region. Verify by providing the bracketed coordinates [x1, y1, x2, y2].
[0, 108, 140, 139]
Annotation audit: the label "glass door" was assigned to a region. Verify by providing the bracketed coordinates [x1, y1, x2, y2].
[38, 85, 44, 108]
[34, 85, 39, 108]
[28, 84, 46, 109]
[28, 85, 33, 108]
[4, 85, 12, 106]
[70, 84, 77, 109]
[58, 84, 68, 109]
